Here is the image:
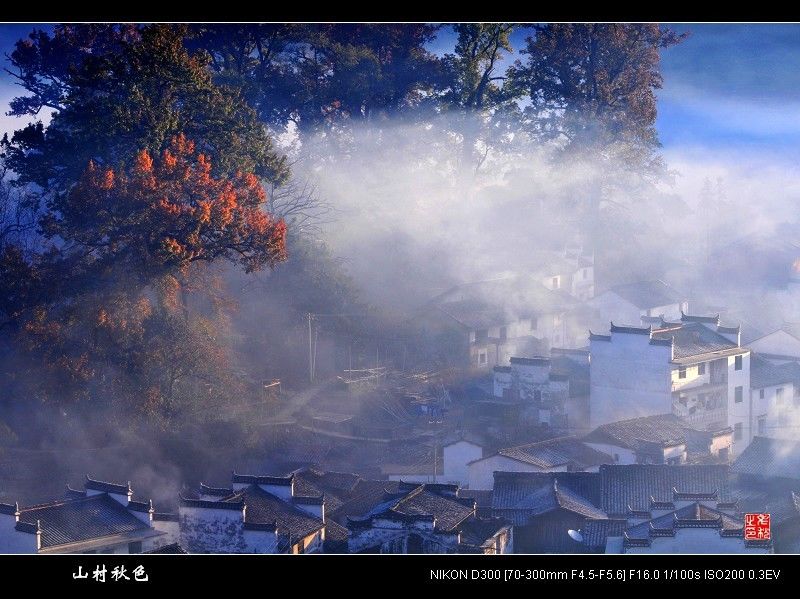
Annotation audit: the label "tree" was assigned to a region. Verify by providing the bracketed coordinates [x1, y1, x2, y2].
[190, 24, 443, 138]
[3, 24, 288, 196]
[46, 134, 287, 283]
[511, 23, 684, 175]
[438, 24, 521, 177]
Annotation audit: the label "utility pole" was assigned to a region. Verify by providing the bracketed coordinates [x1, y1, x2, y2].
[307, 313, 313, 384]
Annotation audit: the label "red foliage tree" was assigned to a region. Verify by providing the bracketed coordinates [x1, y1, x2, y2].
[46, 134, 287, 280]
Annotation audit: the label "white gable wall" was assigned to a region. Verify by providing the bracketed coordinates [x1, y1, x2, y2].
[443, 441, 483, 487]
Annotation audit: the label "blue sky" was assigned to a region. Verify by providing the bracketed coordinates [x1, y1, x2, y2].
[2, 24, 800, 158]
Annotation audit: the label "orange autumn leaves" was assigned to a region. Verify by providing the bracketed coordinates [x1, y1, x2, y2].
[60, 134, 287, 276]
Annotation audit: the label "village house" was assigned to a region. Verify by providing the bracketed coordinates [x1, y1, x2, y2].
[583, 413, 733, 465]
[732, 436, 800, 552]
[607, 494, 771, 554]
[491, 464, 736, 553]
[179, 472, 326, 554]
[589, 314, 751, 455]
[744, 356, 800, 446]
[0, 476, 169, 554]
[466, 437, 612, 490]
[345, 481, 512, 554]
[748, 323, 800, 362]
[417, 275, 579, 370]
[587, 280, 688, 329]
[529, 247, 595, 301]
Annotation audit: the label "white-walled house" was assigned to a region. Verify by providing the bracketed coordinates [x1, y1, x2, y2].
[741, 356, 800, 447]
[442, 439, 484, 487]
[0, 476, 168, 554]
[467, 437, 612, 490]
[346, 482, 512, 554]
[583, 413, 733, 465]
[492, 356, 573, 427]
[179, 473, 325, 554]
[747, 323, 800, 362]
[417, 276, 579, 370]
[588, 280, 687, 329]
[589, 314, 750, 455]
[613, 497, 771, 554]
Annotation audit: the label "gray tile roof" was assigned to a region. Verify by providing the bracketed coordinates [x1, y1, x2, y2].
[18, 494, 150, 549]
[624, 502, 743, 541]
[232, 473, 293, 486]
[199, 483, 233, 497]
[492, 473, 606, 525]
[329, 480, 403, 522]
[600, 464, 731, 517]
[144, 542, 187, 553]
[607, 280, 684, 309]
[750, 355, 800, 389]
[84, 476, 130, 495]
[583, 518, 627, 551]
[391, 486, 475, 532]
[584, 414, 688, 449]
[651, 322, 738, 359]
[458, 517, 510, 547]
[732, 436, 800, 481]
[494, 437, 612, 470]
[222, 484, 324, 540]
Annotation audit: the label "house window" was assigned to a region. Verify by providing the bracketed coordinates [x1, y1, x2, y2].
[735, 386, 743, 403]
[613, 453, 620, 462]
[476, 329, 488, 343]
[553, 314, 562, 326]
[777, 387, 785, 404]
[479, 352, 487, 365]
[734, 355, 743, 371]
[759, 389, 765, 399]
[698, 363, 706, 375]
[530, 317, 538, 331]
[678, 367, 686, 379]
[734, 422, 743, 440]
[499, 326, 507, 341]
[552, 276, 559, 289]
[582, 269, 588, 279]
[758, 416, 766, 436]
[128, 541, 142, 554]
[533, 390, 542, 402]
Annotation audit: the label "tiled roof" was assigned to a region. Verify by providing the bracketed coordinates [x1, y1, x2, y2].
[458, 517, 510, 547]
[232, 473, 293, 486]
[510, 357, 550, 366]
[324, 519, 349, 542]
[199, 483, 233, 497]
[64, 486, 86, 500]
[84, 476, 131, 495]
[651, 322, 738, 359]
[127, 499, 152, 514]
[681, 312, 720, 325]
[584, 414, 688, 449]
[144, 542, 187, 554]
[492, 473, 606, 524]
[732, 436, 800, 481]
[224, 485, 323, 540]
[624, 502, 743, 541]
[391, 486, 475, 532]
[0, 502, 18, 515]
[606, 280, 684, 309]
[179, 496, 245, 510]
[152, 512, 179, 522]
[457, 490, 493, 509]
[583, 519, 627, 551]
[18, 494, 150, 549]
[750, 355, 800, 389]
[493, 436, 612, 470]
[600, 464, 731, 517]
[329, 480, 403, 522]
